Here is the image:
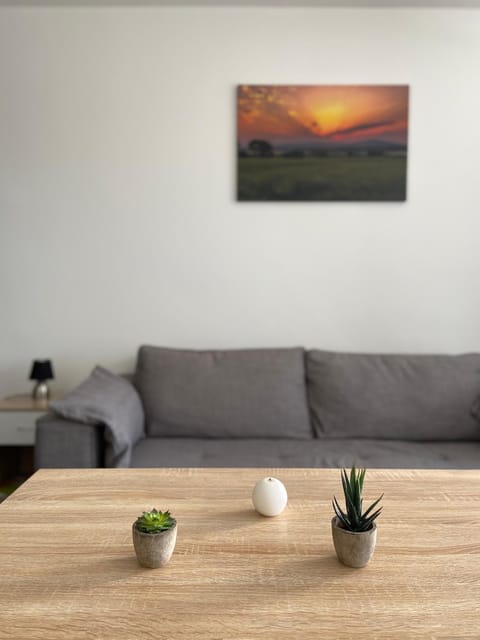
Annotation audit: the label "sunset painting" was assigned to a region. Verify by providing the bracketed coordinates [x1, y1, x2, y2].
[237, 85, 409, 202]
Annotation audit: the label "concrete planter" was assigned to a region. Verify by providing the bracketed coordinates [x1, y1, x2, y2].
[132, 522, 177, 568]
[331, 516, 377, 568]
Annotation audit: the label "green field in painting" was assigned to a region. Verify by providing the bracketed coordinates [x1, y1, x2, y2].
[237, 156, 407, 201]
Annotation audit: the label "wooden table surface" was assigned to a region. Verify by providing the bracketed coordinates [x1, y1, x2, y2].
[0, 394, 59, 412]
[0, 468, 479, 639]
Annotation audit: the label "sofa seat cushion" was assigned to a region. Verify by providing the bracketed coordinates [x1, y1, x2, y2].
[307, 350, 480, 441]
[134, 346, 311, 439]
[130, 437, 480, 469]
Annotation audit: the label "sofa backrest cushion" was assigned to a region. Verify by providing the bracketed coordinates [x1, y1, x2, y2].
[472, 397, 480, 422]
[306, 350, 480, 441]
[135, 346, 312, 439]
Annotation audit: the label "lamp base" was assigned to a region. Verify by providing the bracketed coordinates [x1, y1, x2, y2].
[32, 381, 50, 401]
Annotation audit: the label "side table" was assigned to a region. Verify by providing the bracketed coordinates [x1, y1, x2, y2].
[0, 394, 57, 484]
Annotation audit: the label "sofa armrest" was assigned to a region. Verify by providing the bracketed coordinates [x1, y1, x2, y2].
[35, 413, 104, 469]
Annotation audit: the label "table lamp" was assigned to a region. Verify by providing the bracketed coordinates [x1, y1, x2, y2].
[29, 359, 54, 400]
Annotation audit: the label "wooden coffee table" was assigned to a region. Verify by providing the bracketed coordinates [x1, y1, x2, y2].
[0, 468, 479, 639]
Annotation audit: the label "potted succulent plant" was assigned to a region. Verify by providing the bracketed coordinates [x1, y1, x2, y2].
[331, 466, 383, 568]
[132, 508, 177, 568]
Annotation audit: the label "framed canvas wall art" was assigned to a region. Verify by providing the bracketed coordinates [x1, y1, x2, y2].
[237, 85, 409, 202]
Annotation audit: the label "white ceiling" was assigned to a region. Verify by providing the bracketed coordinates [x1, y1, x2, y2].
[1, 0, 479, 7]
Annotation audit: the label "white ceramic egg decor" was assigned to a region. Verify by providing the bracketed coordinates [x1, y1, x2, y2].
[252, 477, 288, 516]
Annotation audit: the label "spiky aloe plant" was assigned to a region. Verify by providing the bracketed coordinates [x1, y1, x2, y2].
[332, 466, 383, 533]
[135, 509, 176, 534]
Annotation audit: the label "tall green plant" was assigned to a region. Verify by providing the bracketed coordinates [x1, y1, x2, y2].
[332, 466, 383, 533]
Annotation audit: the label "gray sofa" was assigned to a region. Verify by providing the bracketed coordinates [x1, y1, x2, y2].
[35, 346, 480, 470]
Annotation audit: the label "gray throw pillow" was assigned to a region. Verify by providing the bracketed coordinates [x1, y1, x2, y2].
[307, 350, 480, 441]
[50, 366, 145, 467]
[134, 345, 312, 439]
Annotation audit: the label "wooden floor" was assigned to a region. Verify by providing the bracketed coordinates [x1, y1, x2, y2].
[0, 468, 479, 639]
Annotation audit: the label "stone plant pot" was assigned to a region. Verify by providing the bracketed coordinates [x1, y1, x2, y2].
[331, 516, 377, 568]
[132, 523, 177, 568]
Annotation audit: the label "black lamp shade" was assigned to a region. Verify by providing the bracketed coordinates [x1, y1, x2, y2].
[29, 360, 54, 381]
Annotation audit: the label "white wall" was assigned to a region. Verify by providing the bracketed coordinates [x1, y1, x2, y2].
[1, 6, 479, 396]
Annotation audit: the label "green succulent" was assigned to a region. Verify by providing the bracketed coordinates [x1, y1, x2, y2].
[135, 509, 176, 534]
[332, 466, 383, 533]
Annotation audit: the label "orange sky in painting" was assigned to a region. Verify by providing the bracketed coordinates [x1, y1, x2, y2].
[237, 85, 409, 147]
